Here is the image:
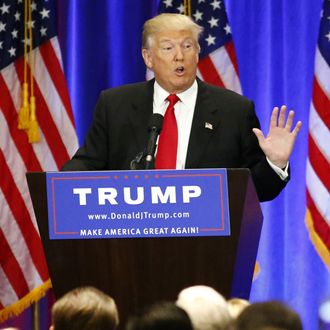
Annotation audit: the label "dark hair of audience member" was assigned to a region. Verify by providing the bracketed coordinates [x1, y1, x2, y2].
[234, 300, 302, 330]
[51, 286, 119, 330]
[126, 301, 193, 330]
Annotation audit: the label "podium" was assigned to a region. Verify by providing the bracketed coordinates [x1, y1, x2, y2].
[27, 169, 262, 327]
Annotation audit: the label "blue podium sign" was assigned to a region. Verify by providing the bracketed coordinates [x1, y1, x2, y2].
[46, 169, 230, 239]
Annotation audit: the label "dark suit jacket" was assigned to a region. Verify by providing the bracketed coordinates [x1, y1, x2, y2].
[62, 79, 288, 201]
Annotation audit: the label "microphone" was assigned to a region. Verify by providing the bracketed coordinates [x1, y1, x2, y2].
[130, 151, 145, 170]
[145, 113, 164, 169]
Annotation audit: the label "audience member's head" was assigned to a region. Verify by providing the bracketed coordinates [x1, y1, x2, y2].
[50, 286, 119, 330]
[176, 285, 232, 330]
[227, 298, 250, 319]
[235, 300, 302, 330]
[126, 301, 193, 330]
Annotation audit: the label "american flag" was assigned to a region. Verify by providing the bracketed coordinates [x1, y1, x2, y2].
[305, 0, 330, 269]
[0, 0, 78, 321]
[158, 0, 241, 93]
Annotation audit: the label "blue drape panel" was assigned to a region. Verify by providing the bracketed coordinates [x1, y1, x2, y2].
[54, 1, 330, 329]
[57, 0, 158, 144]
[225, 1, 330, 329]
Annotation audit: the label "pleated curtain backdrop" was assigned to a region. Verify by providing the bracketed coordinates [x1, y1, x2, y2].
[2, 1, 325, 329]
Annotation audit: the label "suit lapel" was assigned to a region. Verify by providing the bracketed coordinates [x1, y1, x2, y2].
[185, 80, 221, 168]
[129, 79, 155, 151]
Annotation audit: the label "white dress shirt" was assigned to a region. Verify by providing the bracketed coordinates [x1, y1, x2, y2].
[153, 80, 197, 169]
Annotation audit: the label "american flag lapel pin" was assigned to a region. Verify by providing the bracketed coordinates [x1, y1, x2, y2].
[205, 122, 213, 130]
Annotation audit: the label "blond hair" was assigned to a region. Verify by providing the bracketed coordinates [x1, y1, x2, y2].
[227, 298, 250, 318]
[142, 13, 203, 49]
[51, 286, 119, 330]
[176, 285, 232, 330]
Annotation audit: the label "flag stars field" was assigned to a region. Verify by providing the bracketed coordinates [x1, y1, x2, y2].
[8, 46, 16, 57]
[40, 26, 47, 36]
[0, 3, 10, 15]
[193, 10, 203, 21]
[40, 7, 50, 19]
[208, 16, 219, 28]
[205, 34, 216, 45]
[0, 21, 6, 32]
[30, 1, 37, 11]
[177, 3, 184, 14]
[224, 24, 231, 34]
[326, 31, 330, 41]
[210, 0, 221, 10]
[163, 0, 173, 8]
[14, 11, 20, 21]
[11, 29, 18, 39]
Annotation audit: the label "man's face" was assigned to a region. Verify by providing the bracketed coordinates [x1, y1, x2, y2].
[142, 29, 199, 94]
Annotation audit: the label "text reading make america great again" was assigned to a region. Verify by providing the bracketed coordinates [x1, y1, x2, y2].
[46, 169, 230, 239]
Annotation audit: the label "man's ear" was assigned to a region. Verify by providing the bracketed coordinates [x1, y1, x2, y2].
[142, 48, 153, 69]
[196, 44, 200, 63]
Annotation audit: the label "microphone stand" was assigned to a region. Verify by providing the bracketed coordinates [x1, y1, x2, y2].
[145, 126, 159, 169]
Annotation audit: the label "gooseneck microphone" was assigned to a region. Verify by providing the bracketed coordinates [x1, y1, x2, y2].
[145, 113, 164, 169]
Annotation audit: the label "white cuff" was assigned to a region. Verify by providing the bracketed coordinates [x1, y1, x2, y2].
[266, 157, 289, 180]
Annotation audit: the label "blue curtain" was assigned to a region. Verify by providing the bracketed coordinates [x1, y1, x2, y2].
[54, 1, 329, 329]
[225, 1, 330, 328]
[57, 0, 158, 144]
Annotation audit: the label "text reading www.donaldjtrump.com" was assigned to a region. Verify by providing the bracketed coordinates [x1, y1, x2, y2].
[87, 211, 190, 220]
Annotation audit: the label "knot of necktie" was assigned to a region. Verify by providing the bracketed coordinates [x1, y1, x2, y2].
[166, 94, 180, 107]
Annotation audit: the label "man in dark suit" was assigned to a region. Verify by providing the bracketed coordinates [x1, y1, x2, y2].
[62, 13, 302, 202]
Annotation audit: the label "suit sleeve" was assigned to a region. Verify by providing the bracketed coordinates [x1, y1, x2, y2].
[241, 102, 289, 202]
[61, 91, 109, 171]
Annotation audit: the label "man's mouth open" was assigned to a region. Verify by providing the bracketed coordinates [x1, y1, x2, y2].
[175, 66, 185, 75]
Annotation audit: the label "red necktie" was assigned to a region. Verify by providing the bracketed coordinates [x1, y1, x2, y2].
[155, 94, 180, 169]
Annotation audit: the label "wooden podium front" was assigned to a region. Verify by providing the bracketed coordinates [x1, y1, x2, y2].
[27, 169, 262, 328]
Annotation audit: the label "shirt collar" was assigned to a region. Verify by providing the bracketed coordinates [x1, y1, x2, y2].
[153, 80, 198, 107]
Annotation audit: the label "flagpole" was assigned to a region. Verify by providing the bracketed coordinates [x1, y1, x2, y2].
[33, 302, 40, 330]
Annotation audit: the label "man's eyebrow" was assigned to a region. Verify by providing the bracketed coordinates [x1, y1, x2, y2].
[159, 37, 194, 43]
[159, 38, 173, 43]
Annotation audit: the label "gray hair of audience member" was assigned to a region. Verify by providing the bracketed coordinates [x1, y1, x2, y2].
[227, 298, 250, 318]
[252, 328, 291, 330]
[234, 300, 302, 330]
[142, 13, 203, 49]
[176, 285, 232, 330]
[126, 301, 193, 330]
[50, 286, 119, 330]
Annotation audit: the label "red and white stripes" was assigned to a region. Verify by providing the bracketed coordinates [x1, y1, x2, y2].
[197, 41, 241, 93]
[306, 46, 330, 268]
[0, 36, 78, 320]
